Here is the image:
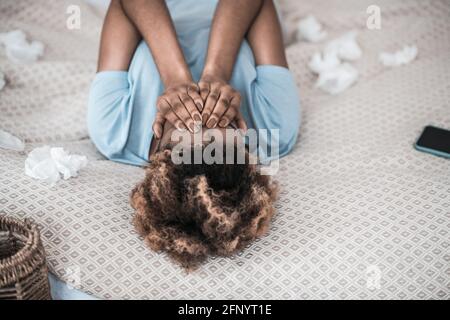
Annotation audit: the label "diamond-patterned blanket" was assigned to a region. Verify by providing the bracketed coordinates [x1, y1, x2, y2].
[0, 0, 449, 299]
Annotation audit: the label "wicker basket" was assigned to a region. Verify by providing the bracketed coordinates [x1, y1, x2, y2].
[0, 215, 51, 300]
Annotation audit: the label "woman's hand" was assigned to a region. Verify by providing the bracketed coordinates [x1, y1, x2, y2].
[120, 0, 204, 139]
[198, 74, 247, 131]
[152, 82, 204, 139]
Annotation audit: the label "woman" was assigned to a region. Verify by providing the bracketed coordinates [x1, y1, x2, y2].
[87, 0, 301, 267]
[87, 0, 300, 166]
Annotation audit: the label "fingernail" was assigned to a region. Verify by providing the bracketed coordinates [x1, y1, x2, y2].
[176, 122, 186, 131]
[193, 122, 202, 133]
[193, 113, 202, 122]
[207, 118, 217, 128]
[188, 122, 195, 133]
[202, 113, 209, 125]
[196, 102, 203, 112]
[219, 119, 228, 127]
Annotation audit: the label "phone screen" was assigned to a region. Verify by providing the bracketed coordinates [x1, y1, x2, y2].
[415, 126, 450, 155]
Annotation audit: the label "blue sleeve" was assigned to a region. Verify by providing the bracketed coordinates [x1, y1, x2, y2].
[87, 70, 153, 166]
[249, 65, 301, 161]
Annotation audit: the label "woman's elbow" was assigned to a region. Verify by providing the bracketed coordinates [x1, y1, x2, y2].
[276, 101, 301, 156]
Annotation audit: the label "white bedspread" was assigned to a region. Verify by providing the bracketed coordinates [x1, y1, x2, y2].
[0, 0, 449, 299]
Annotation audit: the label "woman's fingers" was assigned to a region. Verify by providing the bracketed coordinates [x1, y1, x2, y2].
[157, 79, 245, 135]
[158, 94, 193, 132]
[179, 92, 201, 123]
[202, 83, 221, 126]
[152, 112, 166, 139]
[207, 90, 234, 128]
[198, 81, 210, 102]
[154, 88, 247, 142]
[169, 95, 198, 133]
[156, 98, 186, 131]
[187, 84, 204, 113]
[216, 95, 246, 130]
[218, 92, 240, 128]
[218, 107, 235, 128]
[198, 76, 243, 129]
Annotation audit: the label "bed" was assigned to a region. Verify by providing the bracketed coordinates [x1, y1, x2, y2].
[0, 0, 449, 299]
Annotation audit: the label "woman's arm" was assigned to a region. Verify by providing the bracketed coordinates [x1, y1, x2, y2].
[247, 0, 288, 67]
[199, 0, 264, 130]
[97, 0, 141, 72]
[121, 0, 203, 137]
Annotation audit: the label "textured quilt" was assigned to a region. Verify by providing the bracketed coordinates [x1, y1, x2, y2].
[0, 0, 449, 299]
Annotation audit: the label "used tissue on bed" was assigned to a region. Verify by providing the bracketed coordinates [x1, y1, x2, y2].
[0, 30, 44, 64]
[308, 31, 361, 95]
[379, 45, 418, 67]
[0, 129, 25, 151]
[315, 63, 359, 95]
[25, 146, 88, 185]
[325, 31, 362, 61]
[308, 51, 341, 74]
[297, 15, 327, 43]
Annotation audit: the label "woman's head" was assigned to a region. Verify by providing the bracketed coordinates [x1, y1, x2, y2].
[130, 144, 278, 270]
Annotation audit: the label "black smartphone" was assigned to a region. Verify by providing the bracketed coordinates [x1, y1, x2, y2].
[414, 125, 450, 159]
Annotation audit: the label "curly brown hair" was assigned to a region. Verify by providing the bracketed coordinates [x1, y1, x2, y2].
[130, 146, 278, 270]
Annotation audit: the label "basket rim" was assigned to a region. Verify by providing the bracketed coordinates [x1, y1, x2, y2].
[0, 214, 45, 283]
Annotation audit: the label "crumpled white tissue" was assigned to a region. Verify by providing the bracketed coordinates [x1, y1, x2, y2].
[308, 51, 341, 75]
[0, 30, 44, 64]
[379, 45, 418, 67]
[25, 146, 88, 185]
[315, 63, 359, 95]
[0, 71, 5, 91]
[50, 147, 88, 180]
[297, 15, 327, 43]
[325, 31, 362, 61]
[0, 129, 25, 151]
[308, 31, 361, 95]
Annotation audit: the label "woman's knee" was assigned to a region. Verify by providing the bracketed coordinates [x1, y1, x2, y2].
[251, 66, 301, 155]
[277, 100, 300, 155]
[87, 74, 130, 154]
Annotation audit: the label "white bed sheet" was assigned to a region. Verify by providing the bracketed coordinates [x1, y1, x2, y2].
[0, 0, 449, 300]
